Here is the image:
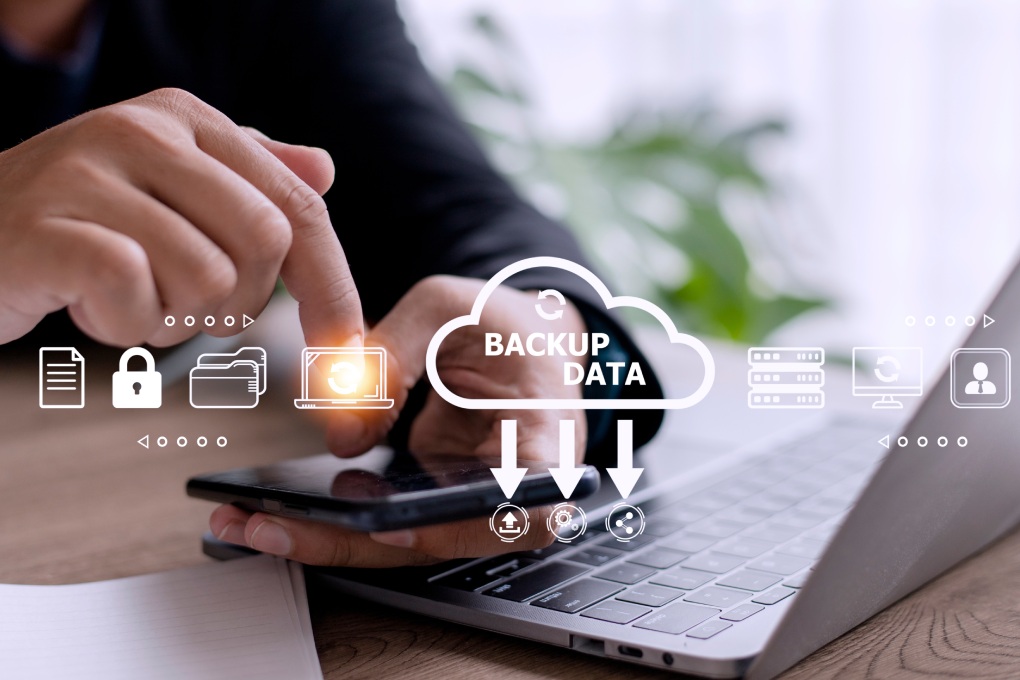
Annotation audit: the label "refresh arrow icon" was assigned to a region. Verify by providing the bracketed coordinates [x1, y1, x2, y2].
[535, 289, 566, 321]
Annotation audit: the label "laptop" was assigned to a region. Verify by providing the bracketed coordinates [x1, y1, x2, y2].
[209, 262, 1020, 679]
[294, 347, 394, 409]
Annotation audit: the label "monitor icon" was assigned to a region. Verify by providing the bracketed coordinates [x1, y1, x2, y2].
[294, 347, 394, 410]
[852, 347, 923, 409]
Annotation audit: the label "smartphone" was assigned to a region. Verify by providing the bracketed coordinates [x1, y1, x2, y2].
[186, 447, 600, 532]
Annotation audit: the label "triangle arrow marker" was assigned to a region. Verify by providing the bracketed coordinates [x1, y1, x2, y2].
[491, 420, 527, 499]
[243, 314, 255, 329]
[984, 314, 995, 329]
[549, 420, 585, 499]
[138, 434, 150, 449]
[879, 435, 890, 449]
[607, 420, 644, 499]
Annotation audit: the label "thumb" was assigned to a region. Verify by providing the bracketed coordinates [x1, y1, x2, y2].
[241, 126, 335, 196]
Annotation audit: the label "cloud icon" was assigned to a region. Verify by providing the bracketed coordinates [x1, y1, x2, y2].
[425, 256, 715, 410]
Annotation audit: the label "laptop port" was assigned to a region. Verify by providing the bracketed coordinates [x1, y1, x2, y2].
[570, 636, 605, 656]
[618, 645, 643, 659]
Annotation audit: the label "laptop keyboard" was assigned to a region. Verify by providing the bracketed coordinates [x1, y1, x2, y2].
[429, 423, 886, 641]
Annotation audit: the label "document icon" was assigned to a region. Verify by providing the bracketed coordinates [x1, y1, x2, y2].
[39, 347, 85, 408]
[189, 347, 267, 409]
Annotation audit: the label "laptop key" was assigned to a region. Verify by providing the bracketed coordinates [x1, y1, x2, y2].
[531, 578, 623, 614]
[720, 603, 765, 622]
[748, 554, 812, 576]
[566, 547, 623, 567]
[743, 523, 801, 544]
[598, 534, 656, 552]
[682, 552, 745, 574]
[715, 505, 771, 525]
[649, 568, 714, 591]
[777, 539, 827, 560]
[619, 584, 683, 607]
[597, 563, 657, 585]
[628, 548, 688, 570]
[783, 572, 811, 589]
[634, 602, 719, 635]
[686, 620, 732, 640]
[685, 518, 746, 538]
[713, 537, 775, 559]
[485, 562, 589, 602]
[642, 519, 686, 537]
[752, 587, 797, 605]
[436, 557, 536, 591]
[581, 600, 651, 624]
[519, 543, 573, 560]
[684, 586, 748, 609]
[662, 532, 719, 553]
[716, 570, 782, 592]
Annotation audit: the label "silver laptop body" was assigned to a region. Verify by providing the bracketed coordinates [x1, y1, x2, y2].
[305, 262, 1020, 679]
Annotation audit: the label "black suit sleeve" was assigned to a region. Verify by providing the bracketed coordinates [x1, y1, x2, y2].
[240, 0, 665, 459]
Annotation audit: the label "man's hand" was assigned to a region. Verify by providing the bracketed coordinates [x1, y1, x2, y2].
[0, 88, 362, 348]
[209, 276, 590, 567]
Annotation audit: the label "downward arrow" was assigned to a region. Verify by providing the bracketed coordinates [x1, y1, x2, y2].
[607, 420, 644, 499]
[549, 420, 586, 499]
[490, 420, 527, 499]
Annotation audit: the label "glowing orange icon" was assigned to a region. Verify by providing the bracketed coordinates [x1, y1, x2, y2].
[294, 347, 394, 410]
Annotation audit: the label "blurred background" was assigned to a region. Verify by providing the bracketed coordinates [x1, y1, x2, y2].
[399, 0, 1020, 367]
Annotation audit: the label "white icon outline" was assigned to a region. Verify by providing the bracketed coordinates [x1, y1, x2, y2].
[852, 346, 923, 409]
[546, 503, 588, 543]
[747, 347, 825, 410]
[425, 256, 714, 410]
[605, 503, 646, 542]
[39, 347, 85, 409]
[950, 348, 1011, 409]
[189, 347, 267, 409]
[490, 502, 530, 543]
[294, 347, 395, 410]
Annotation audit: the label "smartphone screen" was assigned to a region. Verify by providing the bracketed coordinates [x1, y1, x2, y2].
[187, 448, 599, 531]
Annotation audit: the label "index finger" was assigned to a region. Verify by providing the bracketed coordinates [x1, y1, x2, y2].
[168, 92, 363, 347]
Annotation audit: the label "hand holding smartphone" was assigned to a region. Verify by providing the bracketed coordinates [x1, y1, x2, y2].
[187, 447, 599, 532]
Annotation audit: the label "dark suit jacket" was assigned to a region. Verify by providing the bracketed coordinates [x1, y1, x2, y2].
[0, 0, 664, 460]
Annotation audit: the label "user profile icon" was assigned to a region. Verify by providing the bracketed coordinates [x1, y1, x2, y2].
[605, 503, 646, 542]
[546, 503, 587, 543]
[951, 348, 1010, 409]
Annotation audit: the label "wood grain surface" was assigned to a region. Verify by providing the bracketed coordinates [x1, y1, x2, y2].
[3, 346, 1019, 679]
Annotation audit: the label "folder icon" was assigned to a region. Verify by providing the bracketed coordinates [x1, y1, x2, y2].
[189, 347, 267, 409]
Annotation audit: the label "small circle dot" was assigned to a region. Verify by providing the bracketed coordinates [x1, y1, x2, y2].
[164, 315, 176, 327]
[938, 436, 948, 447]
[945, 316, 956, 327]
[204, 315, 216, 327]
[925, 315, 936, 327]
[177, 436, 188, 447]
[917, 436, 928, 447]
[224, 316, 235, 327]
[197, 436, 208, 448]
[958, 436, 968, 447]
[965, 316, 976, 327]
[905, 315, 916, 327]
[184, 315, 196, 327]
[625, 512, 634, 520]
[897, 436, 909, 447]
[217, 436, 228, 448]
[157, 436, 168, 448]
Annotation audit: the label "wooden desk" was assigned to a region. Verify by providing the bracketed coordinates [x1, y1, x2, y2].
[3, 347, 1020, 679]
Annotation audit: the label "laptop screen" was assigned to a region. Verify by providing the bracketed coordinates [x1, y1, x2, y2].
[302, 348, 386, 402]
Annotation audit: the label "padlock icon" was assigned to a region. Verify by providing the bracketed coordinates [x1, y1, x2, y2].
[112, 347, 162, 409]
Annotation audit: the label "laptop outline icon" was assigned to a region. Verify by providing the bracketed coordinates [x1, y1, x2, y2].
[294, 346, 395, 410]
